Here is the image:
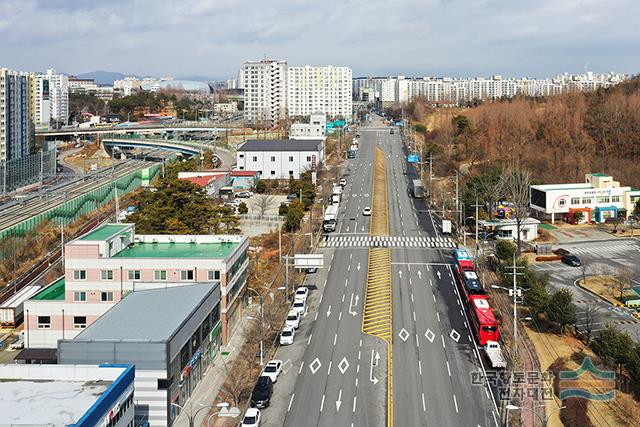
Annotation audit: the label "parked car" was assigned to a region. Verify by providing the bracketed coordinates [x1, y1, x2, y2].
[236, 191, 253, 198]
[562, 254, 581, 267]
[363, 207, 371, 216]
[285, 310, 301, 329]
[287, 193, 299, 201]
[225, 199, 241, 207]
[241, 408, 261, 427]
[280, 326, 295, 345]
[554, 248, 570, 257]
[294, 287, 309, 302]
[339, 178, 347, 187]
[292, 299, 306, 315]
[262, 360, 283, 382]
[250, 376, 273, 408]
[305, 267, 318, 274]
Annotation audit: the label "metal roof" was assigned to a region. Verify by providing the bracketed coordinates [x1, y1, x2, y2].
[79, 224, 131, 241]
[238, 139, 322, 152]
[73, 283, 218, 342]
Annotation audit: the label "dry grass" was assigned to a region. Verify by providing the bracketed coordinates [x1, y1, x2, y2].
[579, 276, 634, 306]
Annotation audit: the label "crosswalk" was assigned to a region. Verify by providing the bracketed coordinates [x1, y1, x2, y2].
[321, 235, 455, 249]
[568, 243, 640, 255]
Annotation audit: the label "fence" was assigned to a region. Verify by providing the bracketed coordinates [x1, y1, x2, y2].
[1, 149, 57, 194]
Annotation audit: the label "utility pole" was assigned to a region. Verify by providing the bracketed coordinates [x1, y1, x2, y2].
[505, 252, 525, 357]
[428, 152, 433, 204]
[472, 197, 482, 263]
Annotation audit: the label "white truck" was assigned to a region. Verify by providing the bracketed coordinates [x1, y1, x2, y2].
[9, 331, 25, 350]
[483, 341, 507, 369]
[0, 285, 42, 327]
[331, 185, 342, 204]
[323, 204, 339, 232]
[441, 220, 452, 234]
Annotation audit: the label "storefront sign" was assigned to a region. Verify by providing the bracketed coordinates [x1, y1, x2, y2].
[189, 349, 202, 368]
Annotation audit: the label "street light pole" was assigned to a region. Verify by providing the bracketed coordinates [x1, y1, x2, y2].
[246, 288, 265, 365]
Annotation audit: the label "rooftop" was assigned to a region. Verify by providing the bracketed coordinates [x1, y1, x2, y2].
[74, 284, 218, 342]
[114, 241, 239, 259]
[230, 170, 259, 177]
[180, 175, 214, 187]
[32, 277, 65, 301]
[238, 139, 322, 152]
[79, 223, 131, 241]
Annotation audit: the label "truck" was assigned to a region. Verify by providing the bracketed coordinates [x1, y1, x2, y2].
[0, 285, 42, 327]
[410, 179, 424, 198]
[483, 341, 507, 369]
[331, 185, 342, 204]
[441, 220, 452, 234]
[323, 204, 339, 232]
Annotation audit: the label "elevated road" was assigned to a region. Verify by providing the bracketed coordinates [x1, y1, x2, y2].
[37, 123, 236, 137]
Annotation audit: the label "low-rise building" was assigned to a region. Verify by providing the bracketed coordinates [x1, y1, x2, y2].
[530, 173, 640, 224]
[236, 139, 324, 179]
[58, 284, 220, 427]
[24, 223, 248, 350]
[478, 217, 541, 242]
[230, 170, 261, 190]
[213, 102, 238, 114]
[178, 171, 230, 197]
[0, 363, 134, 427]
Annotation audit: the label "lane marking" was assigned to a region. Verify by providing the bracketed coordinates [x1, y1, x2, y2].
[308, 334, 313, 345]
[447, 361, 451, 376]
[422, 393, 426, 412]
[288, 394, 295, 412]
[419, 360, 422, 375]
[453, 394, 459, 413]
[320, 394, 325, 412]
[299, 361, 304, 374]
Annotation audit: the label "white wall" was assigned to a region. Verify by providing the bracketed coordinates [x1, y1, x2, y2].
[237, 149, 323, 179]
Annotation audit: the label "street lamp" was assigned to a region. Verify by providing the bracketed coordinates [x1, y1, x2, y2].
[505, 404, 566, 427]
[206, 402, 241, 427]
[246, 288, 265, 366]
[171, 403, 220, 427]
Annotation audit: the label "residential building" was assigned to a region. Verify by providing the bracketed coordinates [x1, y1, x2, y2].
[530, 173, 640, 224]
[237, 68, 245, 89]
[68, 76, 98, 93]
[178, 171, 230, 197]
[289, 111, 326, 140]
[31, 75, 51, 127]
[113, 77, 142, 96]
[236, 139, 324, 179]
[213, 102, 238, 114]
[32, 69, 68, 126]
[243, 59, 288, 125]
[478, 218, 541, 242]
[287, 65, 352, 119]
[0, 363, 134, 427]
[0, 68, 32, 161]
[23, 223, 249, 349]
[58, 284, 220, 427]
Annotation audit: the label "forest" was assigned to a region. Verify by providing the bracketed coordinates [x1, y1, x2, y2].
[414, 76, 640, 187]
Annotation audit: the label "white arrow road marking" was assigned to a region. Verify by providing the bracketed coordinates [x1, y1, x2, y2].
[327, 305, 332, 317]
[437, 271, 442, 279]
[348, 293, 359, 316]
[417, 270, 422, 279]
[357, 262, 361, 271]
[398, 269, 403, 279]
[336, 389, 343, 411]
[370, 350, 379, 384]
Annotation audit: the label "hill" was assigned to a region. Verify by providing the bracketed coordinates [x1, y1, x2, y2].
[76, 70, 127, 85]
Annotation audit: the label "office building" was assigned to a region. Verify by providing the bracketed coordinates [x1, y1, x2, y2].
[243, 59, 288, 125]
[287, 65, 352, 119]
[0, 68, 32, 161]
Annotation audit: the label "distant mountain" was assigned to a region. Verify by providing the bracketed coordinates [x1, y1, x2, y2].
[176, 75, 220, 82]
[75, 70, 127, 86]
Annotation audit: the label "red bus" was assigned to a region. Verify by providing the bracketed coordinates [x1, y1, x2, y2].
[468, 295, 500, 346]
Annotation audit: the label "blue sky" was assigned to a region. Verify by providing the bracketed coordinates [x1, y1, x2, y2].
[1, 0, 638, 79]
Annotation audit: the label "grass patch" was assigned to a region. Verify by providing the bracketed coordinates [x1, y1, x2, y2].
[579, 276, 635, 306]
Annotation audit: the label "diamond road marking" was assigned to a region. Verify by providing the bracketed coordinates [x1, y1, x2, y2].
[425, 329, 435, 343]
[309, 358, 322, 375]
[398, 328, 410, 342]
[338, 357, 350, 374]
[450, 329, 461, 343]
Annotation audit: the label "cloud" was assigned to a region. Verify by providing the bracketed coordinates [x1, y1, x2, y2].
[0, 0, 638, 78]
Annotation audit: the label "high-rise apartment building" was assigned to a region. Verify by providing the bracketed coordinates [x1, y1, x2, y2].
[287, 65, 352, 119]
[32, 69, 68, 126]
[243, 60, 288, 125]
[0, 68, 32, 161]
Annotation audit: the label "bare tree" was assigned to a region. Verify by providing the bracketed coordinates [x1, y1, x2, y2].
[580, 257, 590, 286]
[219, 354, 254, 406]
[615, 266, 635, 300]
[581, 301, 601, 343]
[503, 168, 532, 254]
[253, 195, 276, 217]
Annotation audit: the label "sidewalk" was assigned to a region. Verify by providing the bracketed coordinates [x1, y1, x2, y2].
[172, 316, 252, 427]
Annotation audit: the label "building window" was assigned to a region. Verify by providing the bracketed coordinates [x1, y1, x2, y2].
[73, 316, 87, 329]
[306, 156, 312, 162]
[611, 196, 621, 203]
[289, 156, 294, 162]
[208, 270, 221, 281]
[73, 291, 87, 302]
[128, 270, 141, 280]
[101, 291, 114, 302]
[571, 197, 580, 205]
[270, 170, 276, 176]
[101, 270, 114, 280]
[597, 196, 610, 204]
[270, 156, 276, 162]
[289, 171, 294, 177]
[181, 270, 195, 281]
[239, 154, 244, 158]
[582, 197, 593, 204]
[252, 156, 258, 162]
[154, 270, 167, 281]
[37, 316, 51, 329]
[73, 270, 86, 280]
[558, 199, 566, 207]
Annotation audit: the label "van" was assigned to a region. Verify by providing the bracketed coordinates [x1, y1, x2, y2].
[9, 332, 24, 350]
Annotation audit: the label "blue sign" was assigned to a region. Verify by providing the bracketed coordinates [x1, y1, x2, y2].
[407, 154, 420, 163]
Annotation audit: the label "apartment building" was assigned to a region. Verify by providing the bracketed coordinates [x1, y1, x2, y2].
[32, 69, 68, 126]
[0, 68, 32, 162]
[24, 223, 249, 349]
[243, 59, 288, 125]
[287, 65, 352, 119]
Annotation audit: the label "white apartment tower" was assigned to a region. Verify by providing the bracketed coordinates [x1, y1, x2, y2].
[0, 68, 32, 161]
[287, 65, 352, 119]
[243, 60, 288, 125]
[33, 69, 69, 126]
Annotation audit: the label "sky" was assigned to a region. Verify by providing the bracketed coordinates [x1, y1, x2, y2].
[1, 0, 639, 80]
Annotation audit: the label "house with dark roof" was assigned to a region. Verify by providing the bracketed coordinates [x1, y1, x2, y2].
[236, 139, 324, 179]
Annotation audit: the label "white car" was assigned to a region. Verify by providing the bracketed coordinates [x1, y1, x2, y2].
[280, 326, 295, 345]
[294, 287, 309, 302]
[241, 408, 261, 427]
[285, 310, 301, 329]
[363, 207, 371, 216]
[292, 299, 306, 315]
[339, 178, 347, 187]
[262, 360, 283, 382]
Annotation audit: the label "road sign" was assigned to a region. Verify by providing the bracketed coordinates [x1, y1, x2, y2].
[407, 154, 420, 163]
[294, 253, 324, 268]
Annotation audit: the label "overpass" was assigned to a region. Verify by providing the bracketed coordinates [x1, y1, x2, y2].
[37, 122, 238, 138]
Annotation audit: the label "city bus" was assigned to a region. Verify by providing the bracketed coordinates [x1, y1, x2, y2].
[467, 295, 500, 346]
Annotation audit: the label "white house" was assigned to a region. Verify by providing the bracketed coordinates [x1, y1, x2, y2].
[289, 111, 326, 140]
[530, 173, 640, 224]
[478, 217, 541, 242]
[236, 139, 324, 179]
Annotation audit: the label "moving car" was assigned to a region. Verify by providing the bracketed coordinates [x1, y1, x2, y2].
[562, 254, 581, 267]
[262, 360, 283, 382]
[363, 207, 371, 216]
[285, 310, 300, 329]
[339, 178, 347, 187]
[236, 191, 253, 198]
[294, 286, 309, 302]
[280, 326, 295, 345]
[250, 376, 273, 408]
[292, 299, 306, 315]
[241, 408, 261, 427]
[305, 267, 318, 274]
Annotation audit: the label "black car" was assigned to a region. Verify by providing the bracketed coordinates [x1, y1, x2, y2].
[562, 254, 581, 267]
[250, 376, 273, 408]
[305, 267, 318, 274]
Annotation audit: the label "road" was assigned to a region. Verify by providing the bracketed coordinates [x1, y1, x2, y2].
[263, 117, 498, 426]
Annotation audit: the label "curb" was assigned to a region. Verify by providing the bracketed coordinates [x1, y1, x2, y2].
[573, 277, 627, 308]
